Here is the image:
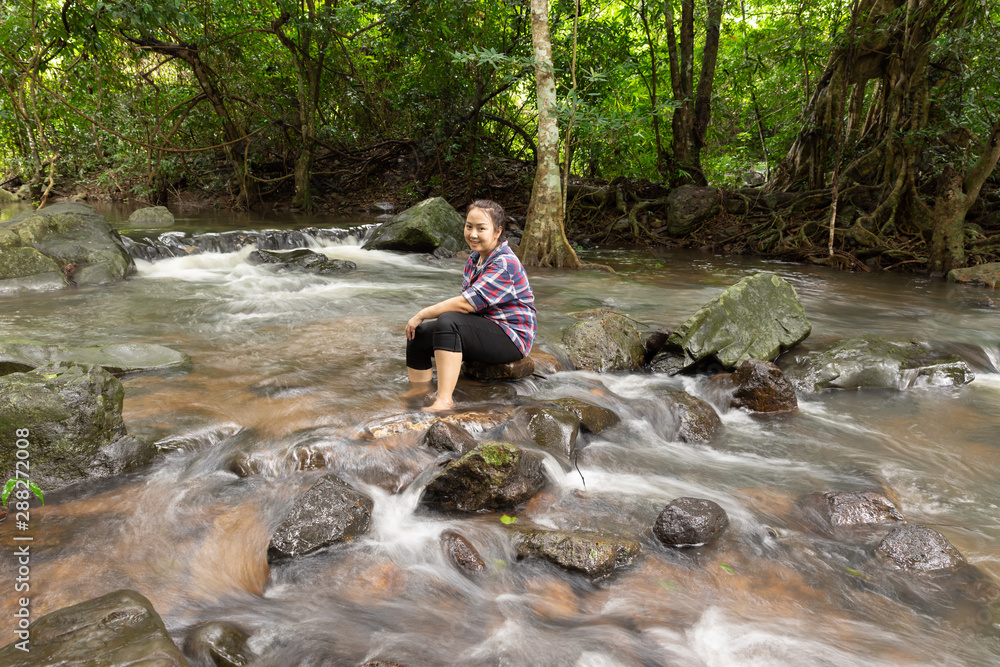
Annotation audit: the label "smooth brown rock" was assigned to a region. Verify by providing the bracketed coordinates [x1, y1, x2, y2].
[544, 397, 621, 434]
[442, 530, 486, 574]
[425, 420, 478, 455]
[730, 359, 798, 412]
[653, 497, 729, 547]
[663, 390, 723, 443]
[464, 356, 535, 381]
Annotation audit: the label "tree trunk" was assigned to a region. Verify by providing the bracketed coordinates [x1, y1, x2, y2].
[518, 0, 580, 269]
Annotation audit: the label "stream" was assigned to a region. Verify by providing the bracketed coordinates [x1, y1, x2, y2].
[1, 207, 999, 666]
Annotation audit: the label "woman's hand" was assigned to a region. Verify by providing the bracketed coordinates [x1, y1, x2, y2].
[405, 313, 424, 340]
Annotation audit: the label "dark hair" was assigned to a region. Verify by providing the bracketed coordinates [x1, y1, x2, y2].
[468, 199, 505, 237]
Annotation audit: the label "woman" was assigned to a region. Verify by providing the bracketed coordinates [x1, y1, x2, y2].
[405, 199, 536, 412]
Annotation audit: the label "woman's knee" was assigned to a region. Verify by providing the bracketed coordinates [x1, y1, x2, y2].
[434, 311, 463, 333]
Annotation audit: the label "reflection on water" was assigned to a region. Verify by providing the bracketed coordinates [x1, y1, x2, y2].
[1, 229, 999, 665]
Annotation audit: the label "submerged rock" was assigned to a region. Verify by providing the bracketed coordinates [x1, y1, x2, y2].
[247, 248, 356, 275]
[517, 405, 581, 461]
[0, 338, 190, 376]
[425, 420, 478, 455]
[728, 359, 798, 412]
[779, 336, 975, 392]
[441, 530, 486, 575]
[947, 262, 1000, 288]
[126, 205, 174, 228]
[464, 356, 535, 381]
[184, 621, 253, 667]
[514, 528, 642, 579]
[663, 390, 723, 443]
[0, 202, 135, 291]
[653, 497, 729, 547]
[544, 397, 621, 434]
[0, 362, 156, 491]
[268, 474, 374, 561]
[824, 491, 904, 526]
[561, 310, 645, 371]
[362, 197, 465, 252]
[664, 272, 812, 371]
[421, 441, 546, 512]
[0, 589, 189, 666]
[877, 525, 966, 573]
[360, 407, 515, 439]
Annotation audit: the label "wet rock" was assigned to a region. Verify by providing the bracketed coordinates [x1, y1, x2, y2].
[359, 407, 514, 439]
[663, 390, 723, 443]
[452, 380, 518, 403]
[514, 528, 642, 579]
[823, 491, 904, 526]
[517, 405, 581, 460]
[877, 525, 967, 573]
[463, 356, 535, 381]
[528, 349, 565, 375]
[779, 336, 975, 392]
[126, 205, 174, 228]
[184, 621, 253, 667]
[0, 589, 189, 666]
[247, 248, 356, 275]
[441, 530, 486, 574]
[729, 359, 797, 412]
[421, 441, 546, 512]
[0, 338, 191, 377]
[362, 197, 465, 252]
[653, 497, 729, 547]
[0, 362, 156, 491]
[268, 474, 374, 561]
[667, 272, 812, 371]
[947, 262, 1000, 288]
[544, 397, 621, 434]
[431, 245, 454, 259]
[425, 420, 477, 455]
[0, 202, 135, 291]
[665, 185, 720, 235]
[363, 662, 406, 667]
[648, 347, 688, 375]
[643, 327, 672, 364]
[561, 310, 645, 371]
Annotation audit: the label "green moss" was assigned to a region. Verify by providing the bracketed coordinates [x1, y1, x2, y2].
[476, 441, 516, 467]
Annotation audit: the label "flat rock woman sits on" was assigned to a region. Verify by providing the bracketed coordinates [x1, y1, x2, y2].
[405, 199, 536, 412]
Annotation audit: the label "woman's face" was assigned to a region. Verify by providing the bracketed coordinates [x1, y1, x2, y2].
[464, 207, 501, 255]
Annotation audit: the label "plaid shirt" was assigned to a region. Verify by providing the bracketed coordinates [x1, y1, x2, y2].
[461, 241, 537, 357]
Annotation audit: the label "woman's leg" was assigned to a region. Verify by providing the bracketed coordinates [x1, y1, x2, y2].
[427, 350, 462, 410]
[406, 322, 435, 383]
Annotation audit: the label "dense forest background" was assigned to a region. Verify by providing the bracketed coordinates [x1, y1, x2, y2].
[2, 0, 999, 272]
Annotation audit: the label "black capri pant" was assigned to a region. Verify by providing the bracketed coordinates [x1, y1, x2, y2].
[406, 312, 522, 370]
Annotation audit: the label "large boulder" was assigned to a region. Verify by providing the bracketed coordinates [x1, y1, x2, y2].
[514, 528, 642, 579]
[0, 362, 156, 491]
[0, 589, 190, 666]
[0, 339, 190, 377]
[125, 205, 174, 228]
[779, 336, 975, 392]
[0, 202, 135, 291]
[665, 185, 720, 236]
[247, 248, 356, 275]
[653, 497, 729, 547]
[421, 441, 546, 512]
[561, 310, 645, 372]
[362, 197, 465, 252]
[267, 474, 374, 561]
[877, 525, 966, 573]
[947, 262, 1000, 288]
[660, 273, 811, 372]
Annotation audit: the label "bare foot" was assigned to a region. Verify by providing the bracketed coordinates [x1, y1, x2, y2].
[401, 382, 433, 400]
[422, 398, 457, 413]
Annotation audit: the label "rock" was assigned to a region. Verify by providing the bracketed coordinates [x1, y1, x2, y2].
[247, 248, 356, 275]
[648, 347, 688, 375]
[441, 530, 485, 574]
[359, 407, 514, 439]
[463, 356, 535, 381]
[0, 362, 156, 491]
[544, 397, 620, 434]
[184, 621, 253, 667]
[126, 205, 174, 228]
[0, 188, 22, 203]
[425, 420, 477, 455]
[779, 336, 975, 392]
[665, 185, 720, 236]
[267, 474, 374, 561]
[421, 441, 546, 512]
[0, 338, 190, 377]
[877, 525, 967, 573]
[528, 349, 565, 375]
[363, 662, 406, 667]
[514, 528, 642, 579]
[643, 327, 672, 364]
[516, 405, 581, 460]
[666, 273, 811, 371]
[372, 201, 396, 213]
[729, 359, 797, 412]
[15, 184, 30, 199]
[431, 245, 454, 259]
[947, 262, 1000, 288]
[821, 491, 904, 526]
[561, 311, 645, 371]
[0, 202, 135, 291]
[653, 497, 729, 547]
[663, 390, 723, 443]
[0, 589, 189, 666]
[362, 197, 465, 252]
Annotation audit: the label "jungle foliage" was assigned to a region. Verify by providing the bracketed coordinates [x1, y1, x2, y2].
[1, 0, 999, 271]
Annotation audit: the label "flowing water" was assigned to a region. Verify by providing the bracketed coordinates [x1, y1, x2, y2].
[2, 209, 999, 666]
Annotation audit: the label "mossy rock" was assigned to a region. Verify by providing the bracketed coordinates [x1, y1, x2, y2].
[362, 197, 465, 252]
[544, 397, 621, 434]
[125, 205, 174, 228]
[561, 311, 645, 372]
[0, 339, 191, 377]
[421, 440, 546, 512]
[947, 263, 1000, 288]
[514, 528, 642, 579]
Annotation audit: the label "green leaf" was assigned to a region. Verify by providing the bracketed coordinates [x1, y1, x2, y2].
[2, 479, 15, 507]
[28, 481, 44, 505]
[719, 563, 735, 575]
[845, 567, 870, 580]
[500, 514, 517, 525]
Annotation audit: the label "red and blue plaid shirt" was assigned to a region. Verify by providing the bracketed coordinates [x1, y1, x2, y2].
[461, 241, 537, 357]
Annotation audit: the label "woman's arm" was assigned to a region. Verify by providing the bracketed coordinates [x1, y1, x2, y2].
[405, 295, 476, 340]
